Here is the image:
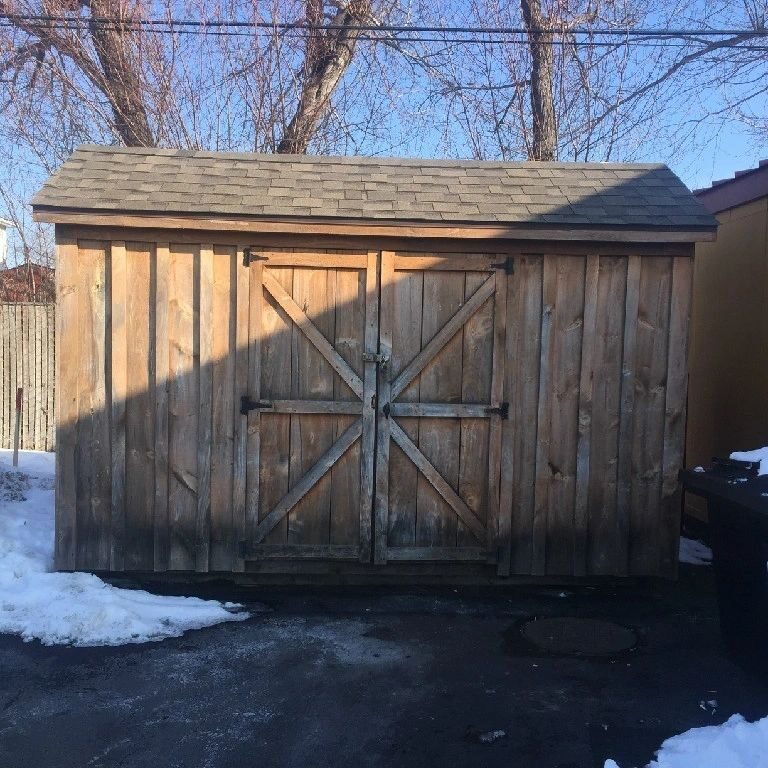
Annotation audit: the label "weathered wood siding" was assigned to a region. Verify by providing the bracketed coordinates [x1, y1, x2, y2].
[55, 232, 693, 578]
[0, 302, 55, 451]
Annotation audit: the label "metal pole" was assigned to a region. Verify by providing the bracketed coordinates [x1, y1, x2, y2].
[12, 387, 22, 467]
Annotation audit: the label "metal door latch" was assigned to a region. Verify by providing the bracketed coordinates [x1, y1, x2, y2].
[240, 396, 273, 415]
[485, 402, 509, 419]
[362, 352, 390, 369]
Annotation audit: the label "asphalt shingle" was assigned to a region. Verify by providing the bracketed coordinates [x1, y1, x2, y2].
[32, 145, 717, 231]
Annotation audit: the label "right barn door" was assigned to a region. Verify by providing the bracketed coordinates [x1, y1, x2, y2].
[374, 251, 509, 569]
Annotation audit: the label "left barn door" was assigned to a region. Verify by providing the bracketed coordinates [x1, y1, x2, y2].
[239, 249, 378, 564]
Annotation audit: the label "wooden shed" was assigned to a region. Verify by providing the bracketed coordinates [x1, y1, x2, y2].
[32, 146, 717, 580]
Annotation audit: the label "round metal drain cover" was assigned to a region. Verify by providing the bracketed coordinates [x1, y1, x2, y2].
[521, 617, 637, 657]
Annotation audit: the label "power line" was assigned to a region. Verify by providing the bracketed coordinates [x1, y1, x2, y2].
[1, 13, 768, 39]
[1, 19, 767, 52]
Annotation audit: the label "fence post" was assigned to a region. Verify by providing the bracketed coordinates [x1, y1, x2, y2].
[13, 387, 22, 466]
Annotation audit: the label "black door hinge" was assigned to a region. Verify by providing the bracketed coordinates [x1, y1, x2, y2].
[243, 247, 269, 267]
[490, 256, 514, 275]
[485, 402, 509, 419]
[240, 396, 273, 415]
[382, 402, 391, 418]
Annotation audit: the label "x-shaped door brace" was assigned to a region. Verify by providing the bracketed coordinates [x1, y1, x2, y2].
[252, 272, 365, 544]
[252, 270, 496, 548]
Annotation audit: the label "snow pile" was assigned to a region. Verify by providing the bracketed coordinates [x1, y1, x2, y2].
[0, 450, 249, 646]
[730, 447, 768, 476]
[678, 537, 712, 566]
[604, 714, 768, 768]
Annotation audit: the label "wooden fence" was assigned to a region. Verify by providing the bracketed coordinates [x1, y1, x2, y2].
[1, 303, 55, 451]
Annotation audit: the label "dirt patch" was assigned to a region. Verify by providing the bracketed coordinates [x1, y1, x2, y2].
[0, 469, 30, 503]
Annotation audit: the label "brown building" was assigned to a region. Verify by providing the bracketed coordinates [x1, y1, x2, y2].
[33, 146, 716, 580]
[0, 264, 55, 303]
[686, 161, 768, 520]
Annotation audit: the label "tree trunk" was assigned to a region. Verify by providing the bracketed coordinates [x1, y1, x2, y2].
[277, 1, 369, 154]
[86, 0, 155, 146]
[520, 0, 557, 161]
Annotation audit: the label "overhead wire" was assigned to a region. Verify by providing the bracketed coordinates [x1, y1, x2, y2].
[0, 17, 767, 50]
[1, 13, 767, 39]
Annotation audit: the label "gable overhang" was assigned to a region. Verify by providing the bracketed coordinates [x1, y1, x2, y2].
[33, 206, 717, 244]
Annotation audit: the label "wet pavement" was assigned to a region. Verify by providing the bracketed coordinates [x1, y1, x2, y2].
[1, 567, 767, 768]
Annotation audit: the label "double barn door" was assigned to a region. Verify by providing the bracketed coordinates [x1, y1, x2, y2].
[241, 248, 508, 569]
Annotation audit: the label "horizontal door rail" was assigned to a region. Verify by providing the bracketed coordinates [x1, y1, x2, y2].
[390, 402, 506, 418]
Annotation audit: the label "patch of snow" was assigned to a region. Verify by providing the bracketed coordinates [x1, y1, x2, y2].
[604, 714, 768, 768]
[730, 447, 768, 476]
[679, 537, 712, 566]
[478, 729, 506, 744]
[0, 449, 249, 646]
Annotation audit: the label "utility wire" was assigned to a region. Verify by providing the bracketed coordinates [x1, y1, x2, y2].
[1, 13, 768, 38]
[1, 19, 767, 50]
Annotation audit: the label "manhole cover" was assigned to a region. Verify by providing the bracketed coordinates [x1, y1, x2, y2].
[520, 617, 637, 656]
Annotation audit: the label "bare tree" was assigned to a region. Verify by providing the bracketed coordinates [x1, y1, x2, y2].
[277, 0, 372, 152]
[390, 0, 768, 163]
[520, 0, 556, 160]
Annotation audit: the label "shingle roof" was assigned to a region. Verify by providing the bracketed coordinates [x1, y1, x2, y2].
[694, 159, 768, 215]
[32, 145, 717, 231]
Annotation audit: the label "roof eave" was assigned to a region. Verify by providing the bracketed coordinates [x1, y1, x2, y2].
[32, 205, 717, 244]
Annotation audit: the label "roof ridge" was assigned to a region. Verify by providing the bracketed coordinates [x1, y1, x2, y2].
[73, 145, 668, 171]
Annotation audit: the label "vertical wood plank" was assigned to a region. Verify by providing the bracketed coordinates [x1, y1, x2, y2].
[387, 266, 423, 548]
[543, 257, 585, 575]
[75, 241, 110, 571]
[167, 245, 198, 571]
[232, 247, 250, 571]
[195, 245, 214, 572]
[30, 306, 37, 447]
[587, 257, 626, 575]
[573, 255, 599, 576]
[21, 304, 30, 446]
[504, 256, 543, 575]
[10, 305, 18, 449]
[209, 247, 236, 571]
[110, 241, 127, 571]
[246, 258, 264, 554]
[458, 271, 493, 548]
[616, 254, 642, 576]
[36, 304, 44, 448]
[259, 266, 292, 548]
[415, 270, 464, 548]
[33, 306, 40, 449]
[123, 243, 155, 570]
[1, 306, 8, 448]
[329, 261, 364, 548]
[38, 305, 46, 449]
[54, 237, 78, 570]
[531, 257, 556, 575]
[358, 251, 378, 561]
[47, 305, 55, 450]
[375, 251, 395, 563]
[489, 269, 508, 574]
[629, 256, 673, 575]
[287, 264, 335, 545]
[659, 256, 694, 577]
[154, 243, 170, 571]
